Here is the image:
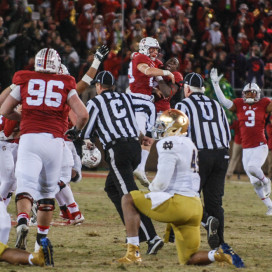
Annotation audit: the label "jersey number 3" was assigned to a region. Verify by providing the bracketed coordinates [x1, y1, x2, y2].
[26, 79, 63, 107]
[245, 110, 255, 127]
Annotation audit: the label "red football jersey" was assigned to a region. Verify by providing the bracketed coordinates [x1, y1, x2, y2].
[0, 115, 5, 131]
[130, 52, 157, 96]
[234, 97, 270, 148]
[12, 70, 76, 138]
[154, 71, 183, 112]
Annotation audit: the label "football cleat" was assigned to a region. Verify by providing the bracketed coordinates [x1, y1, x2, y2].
[266, 206, 272, 216]
[133, 169, 150, 187]
[146, 237, 164, 255]
[67, 211, 84, 225]
[220, 243, 245, 268]
[59, 208, 72, 220]
[31, 237, 54, 267]
[117, 243, 142, 264]
[15, 224, 29, 250]
[206, 216, 220, 249]
[214, 248, 233, 265]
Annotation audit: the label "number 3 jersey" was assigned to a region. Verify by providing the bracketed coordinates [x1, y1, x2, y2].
[149, 135, 200, 197]
[11, 70, 77, 138]
[234, 97, 270, 148]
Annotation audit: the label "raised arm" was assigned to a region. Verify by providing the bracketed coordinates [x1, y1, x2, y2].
[76, 45, 109, 94]
[210, 68, 236, 112]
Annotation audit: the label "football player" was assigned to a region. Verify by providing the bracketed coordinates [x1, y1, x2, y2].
[128, 37, 175, 186]
[0, 48, 89, 252]
[154, 57, 183, 113]
[117, 109, 244, 268]
[211, 68, 272, 215]
[0, 113, 20, 207]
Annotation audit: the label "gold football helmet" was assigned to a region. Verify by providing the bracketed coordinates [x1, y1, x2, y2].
[152, 109, 189, 139]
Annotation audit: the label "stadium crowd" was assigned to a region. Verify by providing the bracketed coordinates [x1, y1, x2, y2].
[0, 0, 272, 94]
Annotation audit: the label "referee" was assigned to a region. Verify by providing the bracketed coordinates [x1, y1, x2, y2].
[82, 71, 164, 254]
[175, 72, 231, 250]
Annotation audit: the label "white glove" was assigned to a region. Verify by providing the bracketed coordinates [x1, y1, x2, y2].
[210, 68, 223, 84]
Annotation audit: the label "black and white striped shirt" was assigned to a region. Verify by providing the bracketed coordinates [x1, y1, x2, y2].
[175, 93, 231, 150]
[82, 90, 156, 148]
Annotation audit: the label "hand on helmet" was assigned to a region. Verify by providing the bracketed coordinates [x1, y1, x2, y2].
[94, 45, 109, 62]
[65, 126, 81, 141]
[210, 68, 223, 84]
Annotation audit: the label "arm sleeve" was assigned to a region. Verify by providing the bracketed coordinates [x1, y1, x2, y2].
[212, 82, 234, 109]
[149, 152, 176, 192]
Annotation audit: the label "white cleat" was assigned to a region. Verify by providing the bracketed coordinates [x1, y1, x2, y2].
[15, 224, 29, 250]
[133, 169, 150, 187]
[266, 206, 272, 216]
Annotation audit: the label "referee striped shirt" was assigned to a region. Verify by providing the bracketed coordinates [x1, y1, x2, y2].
[82, 90, 156, 148]
[175, 93, 231, 150]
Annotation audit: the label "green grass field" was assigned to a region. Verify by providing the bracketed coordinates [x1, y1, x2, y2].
[1, 171, 272, 272]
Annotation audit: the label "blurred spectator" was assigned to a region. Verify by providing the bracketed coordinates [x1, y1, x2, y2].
[237, 32, 250, 54]
[232, 3, 255, 42]
[86, 17, 107, 49]
[206, 21, 225, 48]
[77, 3, 94, 43]
[62, 40, 80, 78]
[246, 41, 264, 88]
[129, 18, 147, 44]
[54, 0, 76, 42]
[225, 43, 247, 89]
[0, 16, 8, 38]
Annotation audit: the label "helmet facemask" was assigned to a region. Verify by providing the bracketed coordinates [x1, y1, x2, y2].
[242, 83, 261, 104]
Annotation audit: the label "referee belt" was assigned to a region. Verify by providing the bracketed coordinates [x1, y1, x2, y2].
[105, 137, 139, 150]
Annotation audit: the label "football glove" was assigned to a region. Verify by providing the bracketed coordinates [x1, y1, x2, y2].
[94, 45, 109, 62]
[210, 68, 223, 84]
[64, 126, 81, 141]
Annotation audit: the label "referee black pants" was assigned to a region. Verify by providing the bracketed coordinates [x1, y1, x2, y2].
[198, 148, 229, 244]
[104, 140, 157, 242]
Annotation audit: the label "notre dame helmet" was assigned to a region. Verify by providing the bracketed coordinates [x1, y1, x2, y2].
[152, 109, 189, 139]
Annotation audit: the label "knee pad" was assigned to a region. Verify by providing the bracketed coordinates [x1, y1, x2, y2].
[37, 199, 55, 212]
[58, 181, 66, 191]
[15, 193, 34, 205]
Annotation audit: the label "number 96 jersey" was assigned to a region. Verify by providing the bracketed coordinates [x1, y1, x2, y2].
[234, 97, 270, 148]
[12, 70, 77, 138]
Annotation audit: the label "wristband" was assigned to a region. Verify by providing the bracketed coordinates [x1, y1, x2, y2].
[156, 76, 163, 81]
[82, 74, 93, 85]
[91, 58, 101, 70]
[10, 84, 16, 90]
[162, 70, 170, 76]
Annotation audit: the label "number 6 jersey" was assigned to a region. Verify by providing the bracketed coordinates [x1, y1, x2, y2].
[234, 97, 270, 148]
[11, 70, 77, 138]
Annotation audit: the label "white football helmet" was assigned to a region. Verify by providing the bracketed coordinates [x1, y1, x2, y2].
[152, 109, 189, 139]
[58, 64, 70, 75]
[139, 37, 160, 58]
[35, 48, 61, 74]
[242, 83, 261, 104]
[82, 141, 102, 168]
